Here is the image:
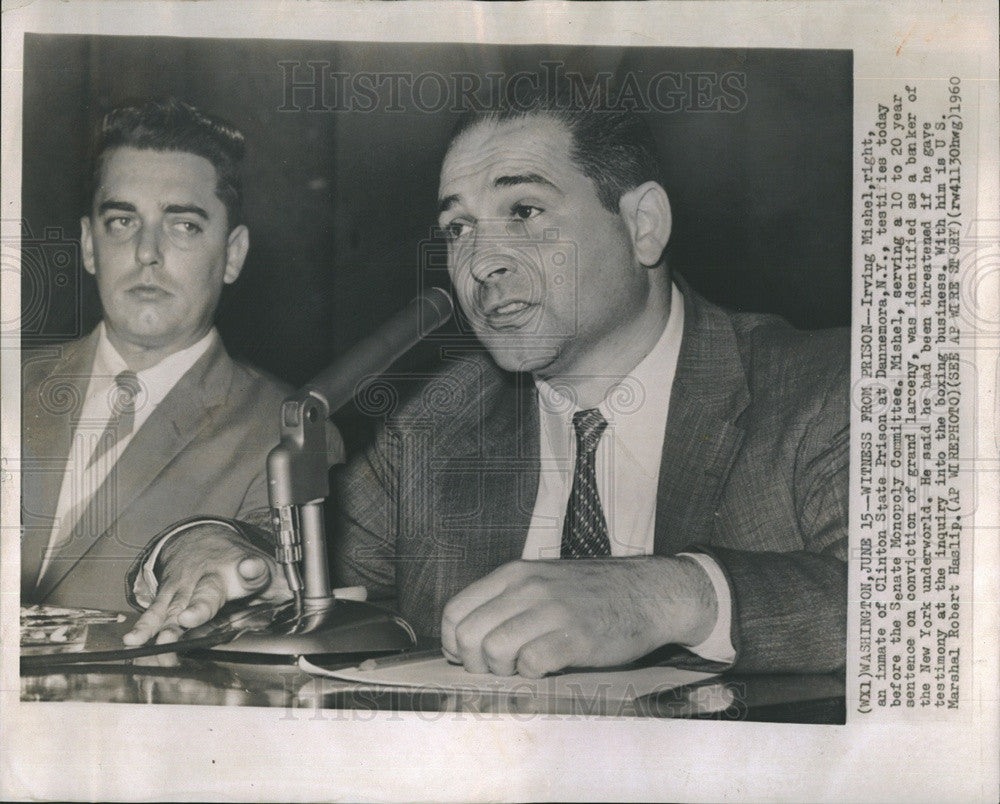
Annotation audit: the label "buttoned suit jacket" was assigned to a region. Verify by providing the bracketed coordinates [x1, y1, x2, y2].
[21, 327, 290, 612]
[331, 283, 850, 674]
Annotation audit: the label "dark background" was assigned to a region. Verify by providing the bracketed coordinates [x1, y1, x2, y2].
[21, 35, 852, 397]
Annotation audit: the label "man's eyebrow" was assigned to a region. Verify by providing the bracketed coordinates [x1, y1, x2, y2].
[97, 201, 136, 214]
[96, 201, 211, 221]
[493, 173, 561, 193]
[163, 203, 210, 220]
[438, 173, 561, 214]
[438, 194, 460, 215]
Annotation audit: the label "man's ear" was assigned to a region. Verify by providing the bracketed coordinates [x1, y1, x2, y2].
[223, 225, 250, 285]
[80, 216, 97, 277]
[619, 181, 672, 267]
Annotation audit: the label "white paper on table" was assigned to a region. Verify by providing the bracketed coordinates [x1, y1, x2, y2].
[298, 652, 719, 704]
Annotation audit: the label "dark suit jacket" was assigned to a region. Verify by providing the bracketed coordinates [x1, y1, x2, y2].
[21, 328, 290, 612]
[331, 284, 850, 674]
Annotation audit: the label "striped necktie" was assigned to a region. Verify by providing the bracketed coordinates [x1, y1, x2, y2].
[86, 370, 140, 467]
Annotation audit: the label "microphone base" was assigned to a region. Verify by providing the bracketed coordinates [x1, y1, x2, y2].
[194, 598, 417, 663]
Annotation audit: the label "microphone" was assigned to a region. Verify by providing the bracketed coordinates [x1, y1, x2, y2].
[259, 285, 454, 636]
[304, 287, 454, 415]
[191, 290, 455, 661]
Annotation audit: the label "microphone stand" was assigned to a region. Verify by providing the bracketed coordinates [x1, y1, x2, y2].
[206, 288, 453, 660]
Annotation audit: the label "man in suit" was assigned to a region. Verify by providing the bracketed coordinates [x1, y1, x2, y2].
[125, 82, 849, 676]
[20, 99, 289, 612]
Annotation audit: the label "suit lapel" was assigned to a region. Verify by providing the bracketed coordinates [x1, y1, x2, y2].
[421, 355, 538, 608]
[20, 334, 99, 594]
[479, 365, 539, 565]
[653, 283, 750, 555]
[36, 337, 235, 600]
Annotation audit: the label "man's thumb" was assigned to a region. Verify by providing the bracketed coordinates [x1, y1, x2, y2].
[237, 555, 271, 590]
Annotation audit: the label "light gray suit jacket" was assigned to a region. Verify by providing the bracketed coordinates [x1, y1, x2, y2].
[331, 284, 850, 674]
[21, 328, 290, 612]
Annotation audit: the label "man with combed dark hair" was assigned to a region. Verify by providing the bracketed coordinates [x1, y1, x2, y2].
[126, 78, 848, 678]
[21, 99, 289, 612]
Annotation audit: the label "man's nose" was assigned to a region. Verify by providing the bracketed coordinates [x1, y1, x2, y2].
[468, 250, 514, 285]
[466, 220, 526, 284]
[134, 224, 162, 267]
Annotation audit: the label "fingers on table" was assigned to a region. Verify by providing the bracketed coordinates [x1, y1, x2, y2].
[123, 583, 188, 646]
[444, 581, 583, 677]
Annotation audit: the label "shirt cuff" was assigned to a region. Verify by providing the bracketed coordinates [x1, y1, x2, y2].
[676, 551, 736, 665]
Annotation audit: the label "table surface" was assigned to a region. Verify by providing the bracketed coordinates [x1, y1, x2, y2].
[20, 614, 846, 723]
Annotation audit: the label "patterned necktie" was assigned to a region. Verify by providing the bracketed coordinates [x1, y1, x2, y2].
[86, 370, 140, 468]
[561, 408, 612, 558]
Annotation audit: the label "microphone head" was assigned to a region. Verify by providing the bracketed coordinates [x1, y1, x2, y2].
[304, 287, 456, 415]
[421, 287, 454, 330]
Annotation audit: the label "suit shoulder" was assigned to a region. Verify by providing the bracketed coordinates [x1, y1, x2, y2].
[387, 350, 512, 423]
[724, 311, 850, 435]
[228, 357, 293, 408]
[730, 311, 850, 387]
[206, 356, 291, 451]
[344, 349, 515, 440]
[21, 337, 89, 392]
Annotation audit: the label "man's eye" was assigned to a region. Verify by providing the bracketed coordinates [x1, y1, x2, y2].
[172, 220, 203, 235]
[445, 221, 472, 241]
[512, 204, 542, 221]
[104, 216, 134, 233]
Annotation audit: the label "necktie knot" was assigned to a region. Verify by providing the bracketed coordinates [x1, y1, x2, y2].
[572, 408, 608, 456]
[110, 370, 140, 417]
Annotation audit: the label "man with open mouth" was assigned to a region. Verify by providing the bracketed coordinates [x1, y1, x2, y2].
[127, 76, 849, 680]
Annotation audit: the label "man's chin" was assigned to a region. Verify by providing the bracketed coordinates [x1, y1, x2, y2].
[480, 340, 560, 375]
[107, 318, 186, 353]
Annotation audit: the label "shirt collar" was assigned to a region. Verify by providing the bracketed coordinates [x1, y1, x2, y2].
[535, 282, 685, 467]
[92, 322, 218, 410]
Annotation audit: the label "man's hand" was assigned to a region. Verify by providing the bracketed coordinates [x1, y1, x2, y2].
[123, 523, 290, 646]
[440, 555, 718, 678]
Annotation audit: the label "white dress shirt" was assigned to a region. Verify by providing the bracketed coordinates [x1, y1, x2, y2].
[523, 283, 735, 664]
[39, 323, 217, 580]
